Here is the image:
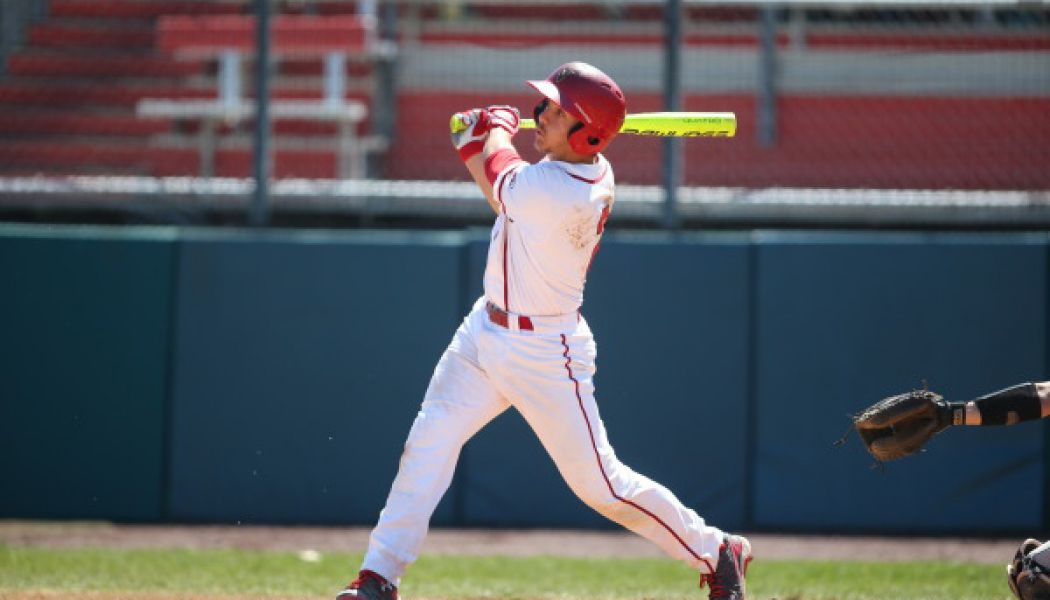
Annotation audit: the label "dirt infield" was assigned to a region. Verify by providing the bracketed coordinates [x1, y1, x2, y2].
[0, 520, 1022, 564]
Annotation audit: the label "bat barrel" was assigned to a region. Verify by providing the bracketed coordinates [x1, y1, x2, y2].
[454, 112, 737, 138]
[619, 112, 736, 137]
[519, 112, 735, 137]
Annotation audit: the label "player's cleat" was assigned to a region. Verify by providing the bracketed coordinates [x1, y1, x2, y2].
[700, 534, 753, 599]
[336, 570, 399, 600]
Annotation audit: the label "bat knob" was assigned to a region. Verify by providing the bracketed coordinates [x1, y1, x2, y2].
[449, 113, 470, 134]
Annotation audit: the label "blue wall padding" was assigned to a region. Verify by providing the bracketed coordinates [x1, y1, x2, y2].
[1, 225, 1046, 535]
[752, 233, 1047, 533]
[166, 230, 465, 524]
[0, 226, 175, 520]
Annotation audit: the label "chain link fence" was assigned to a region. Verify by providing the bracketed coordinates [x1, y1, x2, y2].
[0, 0, 1046, 227]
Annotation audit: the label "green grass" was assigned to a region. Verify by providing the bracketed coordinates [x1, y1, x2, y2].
[0, 544, 1016, 600]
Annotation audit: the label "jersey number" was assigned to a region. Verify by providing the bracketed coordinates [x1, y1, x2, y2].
[596, 204, 611, 235]
[587, 205, 611, 273]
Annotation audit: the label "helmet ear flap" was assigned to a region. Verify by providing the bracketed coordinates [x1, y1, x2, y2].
[567, 122, 601, 154]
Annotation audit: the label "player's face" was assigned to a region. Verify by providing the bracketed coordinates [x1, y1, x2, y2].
[533, 98, 589, 162]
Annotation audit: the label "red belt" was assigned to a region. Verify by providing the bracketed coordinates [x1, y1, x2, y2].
[486, 301, 534, 331]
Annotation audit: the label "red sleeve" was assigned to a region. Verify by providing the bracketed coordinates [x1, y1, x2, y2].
[484, 147, 525, 186]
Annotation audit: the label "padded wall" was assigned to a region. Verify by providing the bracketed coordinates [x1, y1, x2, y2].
[752, 233, 1047, 533]
[1, 225, 1046, 534]
[0, 225, 175, 520]
[166, 229, 466, 524]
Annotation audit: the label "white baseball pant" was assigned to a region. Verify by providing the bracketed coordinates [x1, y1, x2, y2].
[361, 297, 725, 582]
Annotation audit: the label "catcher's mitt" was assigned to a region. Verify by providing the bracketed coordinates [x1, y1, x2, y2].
[851, 389, 955, 462]
[1008, 538, 1050, 600]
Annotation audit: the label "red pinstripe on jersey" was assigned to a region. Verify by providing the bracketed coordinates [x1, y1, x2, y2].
[488, 148, 525, 311]
[562, 163, 607, 185]
[502, 207, 509, 310]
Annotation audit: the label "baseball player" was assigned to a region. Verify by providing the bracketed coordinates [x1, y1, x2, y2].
[335, 62, 752, 600]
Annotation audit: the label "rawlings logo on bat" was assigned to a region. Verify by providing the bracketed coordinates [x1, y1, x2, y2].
[621, 129, 733, 137]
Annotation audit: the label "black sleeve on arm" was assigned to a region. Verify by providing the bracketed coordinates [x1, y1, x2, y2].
[973, 382, 1042, 425]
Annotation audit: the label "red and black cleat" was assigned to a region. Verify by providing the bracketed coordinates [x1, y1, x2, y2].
[700, 534, 753, 600]
[336, 569, 399, 600]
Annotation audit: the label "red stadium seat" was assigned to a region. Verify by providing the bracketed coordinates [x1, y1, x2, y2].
[48, 0, 244, 19]
[156, 15, 373, 57]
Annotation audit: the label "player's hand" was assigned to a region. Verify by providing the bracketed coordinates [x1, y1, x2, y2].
[450, 108, 491, 161]
[487, 105, 520, 136]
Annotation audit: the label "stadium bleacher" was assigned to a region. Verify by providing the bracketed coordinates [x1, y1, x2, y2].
[389, 5, 1049, 189]
[0, 0, 388, 179]
[0, 0, 1046, 192]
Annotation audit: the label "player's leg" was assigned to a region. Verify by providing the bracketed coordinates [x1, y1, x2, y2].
[360, 306, 510, 585]
[483, 321, 727, 573]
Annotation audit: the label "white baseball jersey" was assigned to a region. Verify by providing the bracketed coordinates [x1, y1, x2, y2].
[484, 153, 614, 316]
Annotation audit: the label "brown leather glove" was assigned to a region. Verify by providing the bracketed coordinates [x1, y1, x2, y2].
[1008, 539, 1050, 600]
[852, 389, 958, 462]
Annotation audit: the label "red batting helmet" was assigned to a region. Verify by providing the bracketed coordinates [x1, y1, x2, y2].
[527, 62, 626, 155]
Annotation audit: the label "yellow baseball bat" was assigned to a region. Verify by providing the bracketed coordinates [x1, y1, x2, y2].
[523, 112, 737, 138]
[451, 111, 737, 138]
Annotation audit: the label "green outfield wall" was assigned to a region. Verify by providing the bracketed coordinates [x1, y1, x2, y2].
[0, 224, 1046, 535]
